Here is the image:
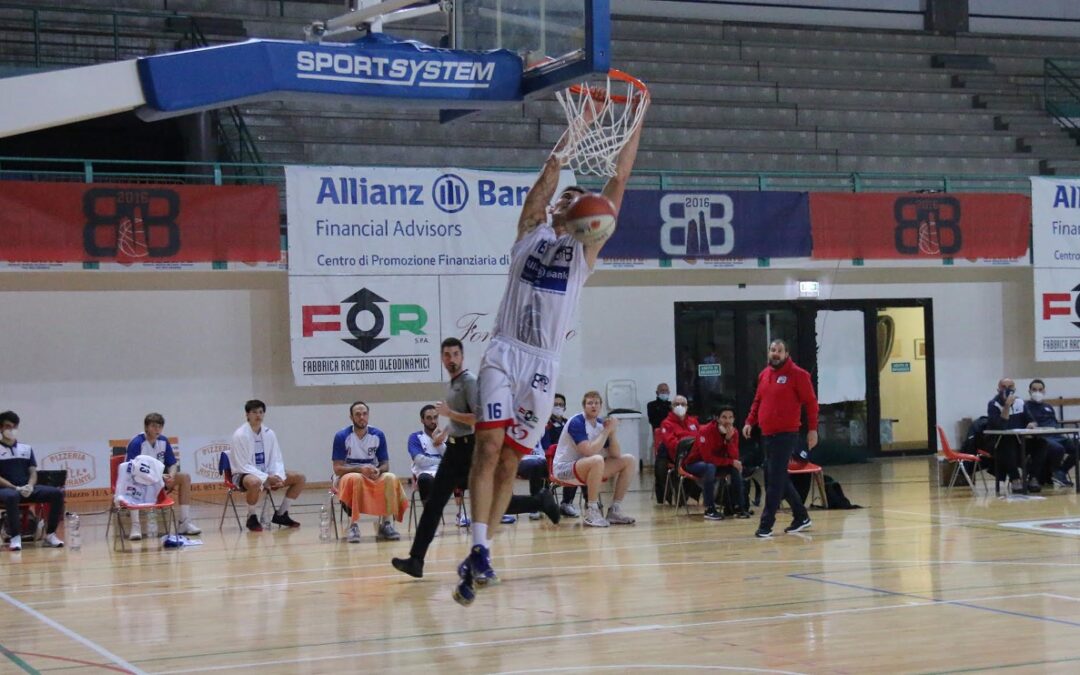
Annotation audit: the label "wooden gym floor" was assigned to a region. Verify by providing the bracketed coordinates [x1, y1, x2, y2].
[2, 457, 1079, 674]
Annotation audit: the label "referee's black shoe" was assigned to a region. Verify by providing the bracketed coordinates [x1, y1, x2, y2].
[784, 516, 812, 534]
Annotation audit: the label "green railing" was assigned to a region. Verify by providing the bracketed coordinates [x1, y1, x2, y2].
[1045, 58, 1080, 137]
[0, 3, 263, 178]
[0, 156, 1041, 194]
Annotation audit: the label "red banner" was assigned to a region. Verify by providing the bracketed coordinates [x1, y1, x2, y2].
[0, 181, 279, 263]
[810, 193, 1030, 260]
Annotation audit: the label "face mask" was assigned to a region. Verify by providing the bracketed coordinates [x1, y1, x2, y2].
[1031, 392, 1045, 403]
[658, 393, 671, 402]
[673, 405, 687, 418]
[552, 406, 565, 417]
[1, 429, 16, 442]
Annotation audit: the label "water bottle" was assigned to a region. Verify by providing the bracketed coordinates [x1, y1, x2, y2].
[147, 512, 159, 540]
[66, 512, 81, 551]
[319, 505, 331, 542]
[260, 510, 271, 530]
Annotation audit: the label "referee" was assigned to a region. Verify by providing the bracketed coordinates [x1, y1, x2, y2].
[392, 338, 558, 578]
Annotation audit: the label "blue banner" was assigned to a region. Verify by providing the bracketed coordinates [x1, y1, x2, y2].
[601, 190, 811, 263]
[137, 33, 523, 115]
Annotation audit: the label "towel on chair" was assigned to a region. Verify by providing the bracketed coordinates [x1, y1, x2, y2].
[339, 472, 407, 522]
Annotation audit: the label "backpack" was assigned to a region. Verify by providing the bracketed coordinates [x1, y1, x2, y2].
[823, 474, 860, 509]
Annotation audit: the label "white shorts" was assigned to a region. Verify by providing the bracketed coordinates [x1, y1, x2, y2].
[552, 461, 585, 486]
[476, 338, 559, 455]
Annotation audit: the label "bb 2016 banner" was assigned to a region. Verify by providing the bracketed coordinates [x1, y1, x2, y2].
[0, 181, 280, 263]
[598, 190, 811, 269]
[810, 193, 1030, 263]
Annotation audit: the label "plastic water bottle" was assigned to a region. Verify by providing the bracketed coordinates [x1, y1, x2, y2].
[319, 505, 331, 542]
[260, 510, 271, 530]
[147, 513, 159, 540]
[66, 512, 81, 551]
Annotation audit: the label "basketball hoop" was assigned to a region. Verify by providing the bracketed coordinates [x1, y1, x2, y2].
[554, 68, 649, 177]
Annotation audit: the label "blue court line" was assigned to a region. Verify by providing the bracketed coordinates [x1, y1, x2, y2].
[789, 573, 1080, 629]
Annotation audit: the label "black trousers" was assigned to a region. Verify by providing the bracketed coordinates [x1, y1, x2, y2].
[759, 433, 809, 531]
[409, 434, 542, 561]
[0, 485, 64, 536]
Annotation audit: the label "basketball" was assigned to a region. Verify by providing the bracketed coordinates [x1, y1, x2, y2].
[565, 193, 617, 245]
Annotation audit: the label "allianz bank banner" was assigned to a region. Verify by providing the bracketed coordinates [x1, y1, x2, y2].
[285, 165, 575, 276]
[1032, 177, 1080, 361]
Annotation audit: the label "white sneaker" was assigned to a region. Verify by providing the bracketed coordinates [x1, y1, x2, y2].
[528, 512, 542, 520]
[560, 503, 580, 517]
[583, 505, 609, 527]
[9, 535, 21, 551]
[456, 512, 470, 528]
[178, 520, 202, 535]
[43, 532, 64, 548]
[129, 524, 142, 541]
[347, 522, 361, 543]
[606, 505, 636, 525]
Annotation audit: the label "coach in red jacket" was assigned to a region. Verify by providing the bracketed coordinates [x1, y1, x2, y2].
[742, 339, 818, 538]
[653, 395, 700, 503]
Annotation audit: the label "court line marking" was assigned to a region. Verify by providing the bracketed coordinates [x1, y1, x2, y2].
[0, 641, 38, 674]
[148, 592, 1038, 674]
[495, 666, 806, 674]
[0, 591, 146, 675]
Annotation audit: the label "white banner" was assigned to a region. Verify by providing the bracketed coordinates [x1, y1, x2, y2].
[285, 165, 574, 276]
[290, 275, 442, 385]
[1032, 177, 1080, 361]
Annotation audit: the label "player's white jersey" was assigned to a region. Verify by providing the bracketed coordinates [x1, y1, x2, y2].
[492, 222, 590, 355]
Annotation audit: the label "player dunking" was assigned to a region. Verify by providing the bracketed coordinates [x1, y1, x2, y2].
[453, 98, 647, 606]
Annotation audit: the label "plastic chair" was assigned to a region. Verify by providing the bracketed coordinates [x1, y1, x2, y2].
[546, 444, 605, 512]
[107, 454, 177, 552]
[787, 459, 827, 509]
[218, 451, 276, 531]
[936, 425, 988, 494]
[664, 437, 696, 506]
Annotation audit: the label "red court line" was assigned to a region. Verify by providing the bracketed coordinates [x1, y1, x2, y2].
[14, 651, 134, 673]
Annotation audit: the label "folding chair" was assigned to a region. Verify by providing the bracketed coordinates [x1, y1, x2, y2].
[107, 455, 177, 552]
[787, 459, 827, 509]
[406, 473, 450, 533]
[546, 445, 605, 513]
[664, 437, 696, 506]
[218, 451, 276, 531]
[936, 425, 989, 494]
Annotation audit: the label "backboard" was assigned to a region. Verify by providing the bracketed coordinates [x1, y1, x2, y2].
[450, 0, 610, 99]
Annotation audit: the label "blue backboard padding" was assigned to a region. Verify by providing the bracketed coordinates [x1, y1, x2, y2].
[136, 33, 523, 111]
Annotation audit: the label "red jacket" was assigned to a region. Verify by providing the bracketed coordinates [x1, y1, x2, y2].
[683, 421, 740, 468]
[658, 411, 700, 461]
[745, 358, 819, 436]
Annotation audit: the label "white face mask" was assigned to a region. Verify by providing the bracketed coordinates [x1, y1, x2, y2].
[1, 429, 16, 442]
[1030, 391, 1045, 403]
[673, 405, 687, 418]
[658, 393, 671, 402]
[552, 406, 565, 417]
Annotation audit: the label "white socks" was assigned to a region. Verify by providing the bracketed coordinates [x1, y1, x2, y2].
[180, 505, 191, 521]
[247, 504, 258, 516]
[277, 497, 293, 514]
[472, 522, 488, 548]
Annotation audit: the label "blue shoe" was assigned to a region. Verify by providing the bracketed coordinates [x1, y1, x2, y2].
[453, 558, 475, 606]
[468, 544, 499, 588]
[501, 514, 517, 524]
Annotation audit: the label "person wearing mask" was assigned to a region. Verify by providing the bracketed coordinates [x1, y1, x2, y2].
[542, 393, 581, 516]
[656, 394, 700, 504]
[988, 378, 1045, 493]
[1025, 379, 1077, 487]
[647, 383, 672, 430]
[0, 411, 64, 550]
[742, 339, 816, 538]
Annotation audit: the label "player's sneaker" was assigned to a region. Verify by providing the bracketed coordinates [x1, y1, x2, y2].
[456, 512, 470, 528]
[1053, 469, 1075, 487]
[347, 522, 361, 543]
[583, 505, 609, 527]
[178, 520, 202, 535]
[754, 526, 773, 539]
[9, 535, 22, 551]
[43, 532, 63, 548]
[606, 504, 635, 525]
[528, 512, 542, 520]
[376, 520, 400, 541]
[500, 514, 517, 524]
[453, 558, 476, 607]
[246, 514, 263, 532]
[704, 508, 724, 521]
[784, 516, 812, 534]
[560, 502, 580, 517]
[467, 544, 499, 587]
[271, 511, 301, 528]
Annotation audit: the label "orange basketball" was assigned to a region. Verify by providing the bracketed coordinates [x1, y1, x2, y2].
[565, 193, 617, 245]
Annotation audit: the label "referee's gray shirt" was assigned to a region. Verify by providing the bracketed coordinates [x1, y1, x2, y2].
[446, 369, 480, 438]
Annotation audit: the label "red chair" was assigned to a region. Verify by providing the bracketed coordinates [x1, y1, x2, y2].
[107, 454, 177, 551]
[546, 444, 607, 513]
[787, 459, 827, 508]
[936, 425, 988, 493]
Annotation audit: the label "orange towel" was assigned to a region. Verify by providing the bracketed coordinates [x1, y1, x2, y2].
[339, 472, 407, 523]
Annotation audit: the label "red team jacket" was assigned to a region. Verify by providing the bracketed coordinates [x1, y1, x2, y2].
[745, 358, 819, 436]
[683, 421, 740, 469]
[658, 411, 700, 461]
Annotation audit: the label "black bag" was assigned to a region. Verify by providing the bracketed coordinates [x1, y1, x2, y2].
[823, 475, 861, 509]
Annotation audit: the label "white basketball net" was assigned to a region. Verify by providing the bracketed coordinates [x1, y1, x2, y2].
[554, 73, 649, 177]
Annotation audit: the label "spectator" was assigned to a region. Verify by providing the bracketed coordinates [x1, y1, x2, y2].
[542, 393, 580, 517]
[1025, 379, 1077, 487]
[230, 399, 307, 532]
[684, 406, 750, 520]
[0, 411, 64, 550]
[552, 391, 637, 527]
[334, 401, 406, 543]
[124, 413, 201, 539]
[647, 383, 672, 430]
[743, 339, 815, 538]
[408, 405, 448, 502]
[655, 394, 700, 504]
[988, 378, 1045, 493]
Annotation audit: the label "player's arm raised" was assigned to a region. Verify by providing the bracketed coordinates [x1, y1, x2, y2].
[517, 136, 570, 242]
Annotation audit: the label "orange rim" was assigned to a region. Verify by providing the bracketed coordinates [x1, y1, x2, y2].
[569, 68, 648, 105]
